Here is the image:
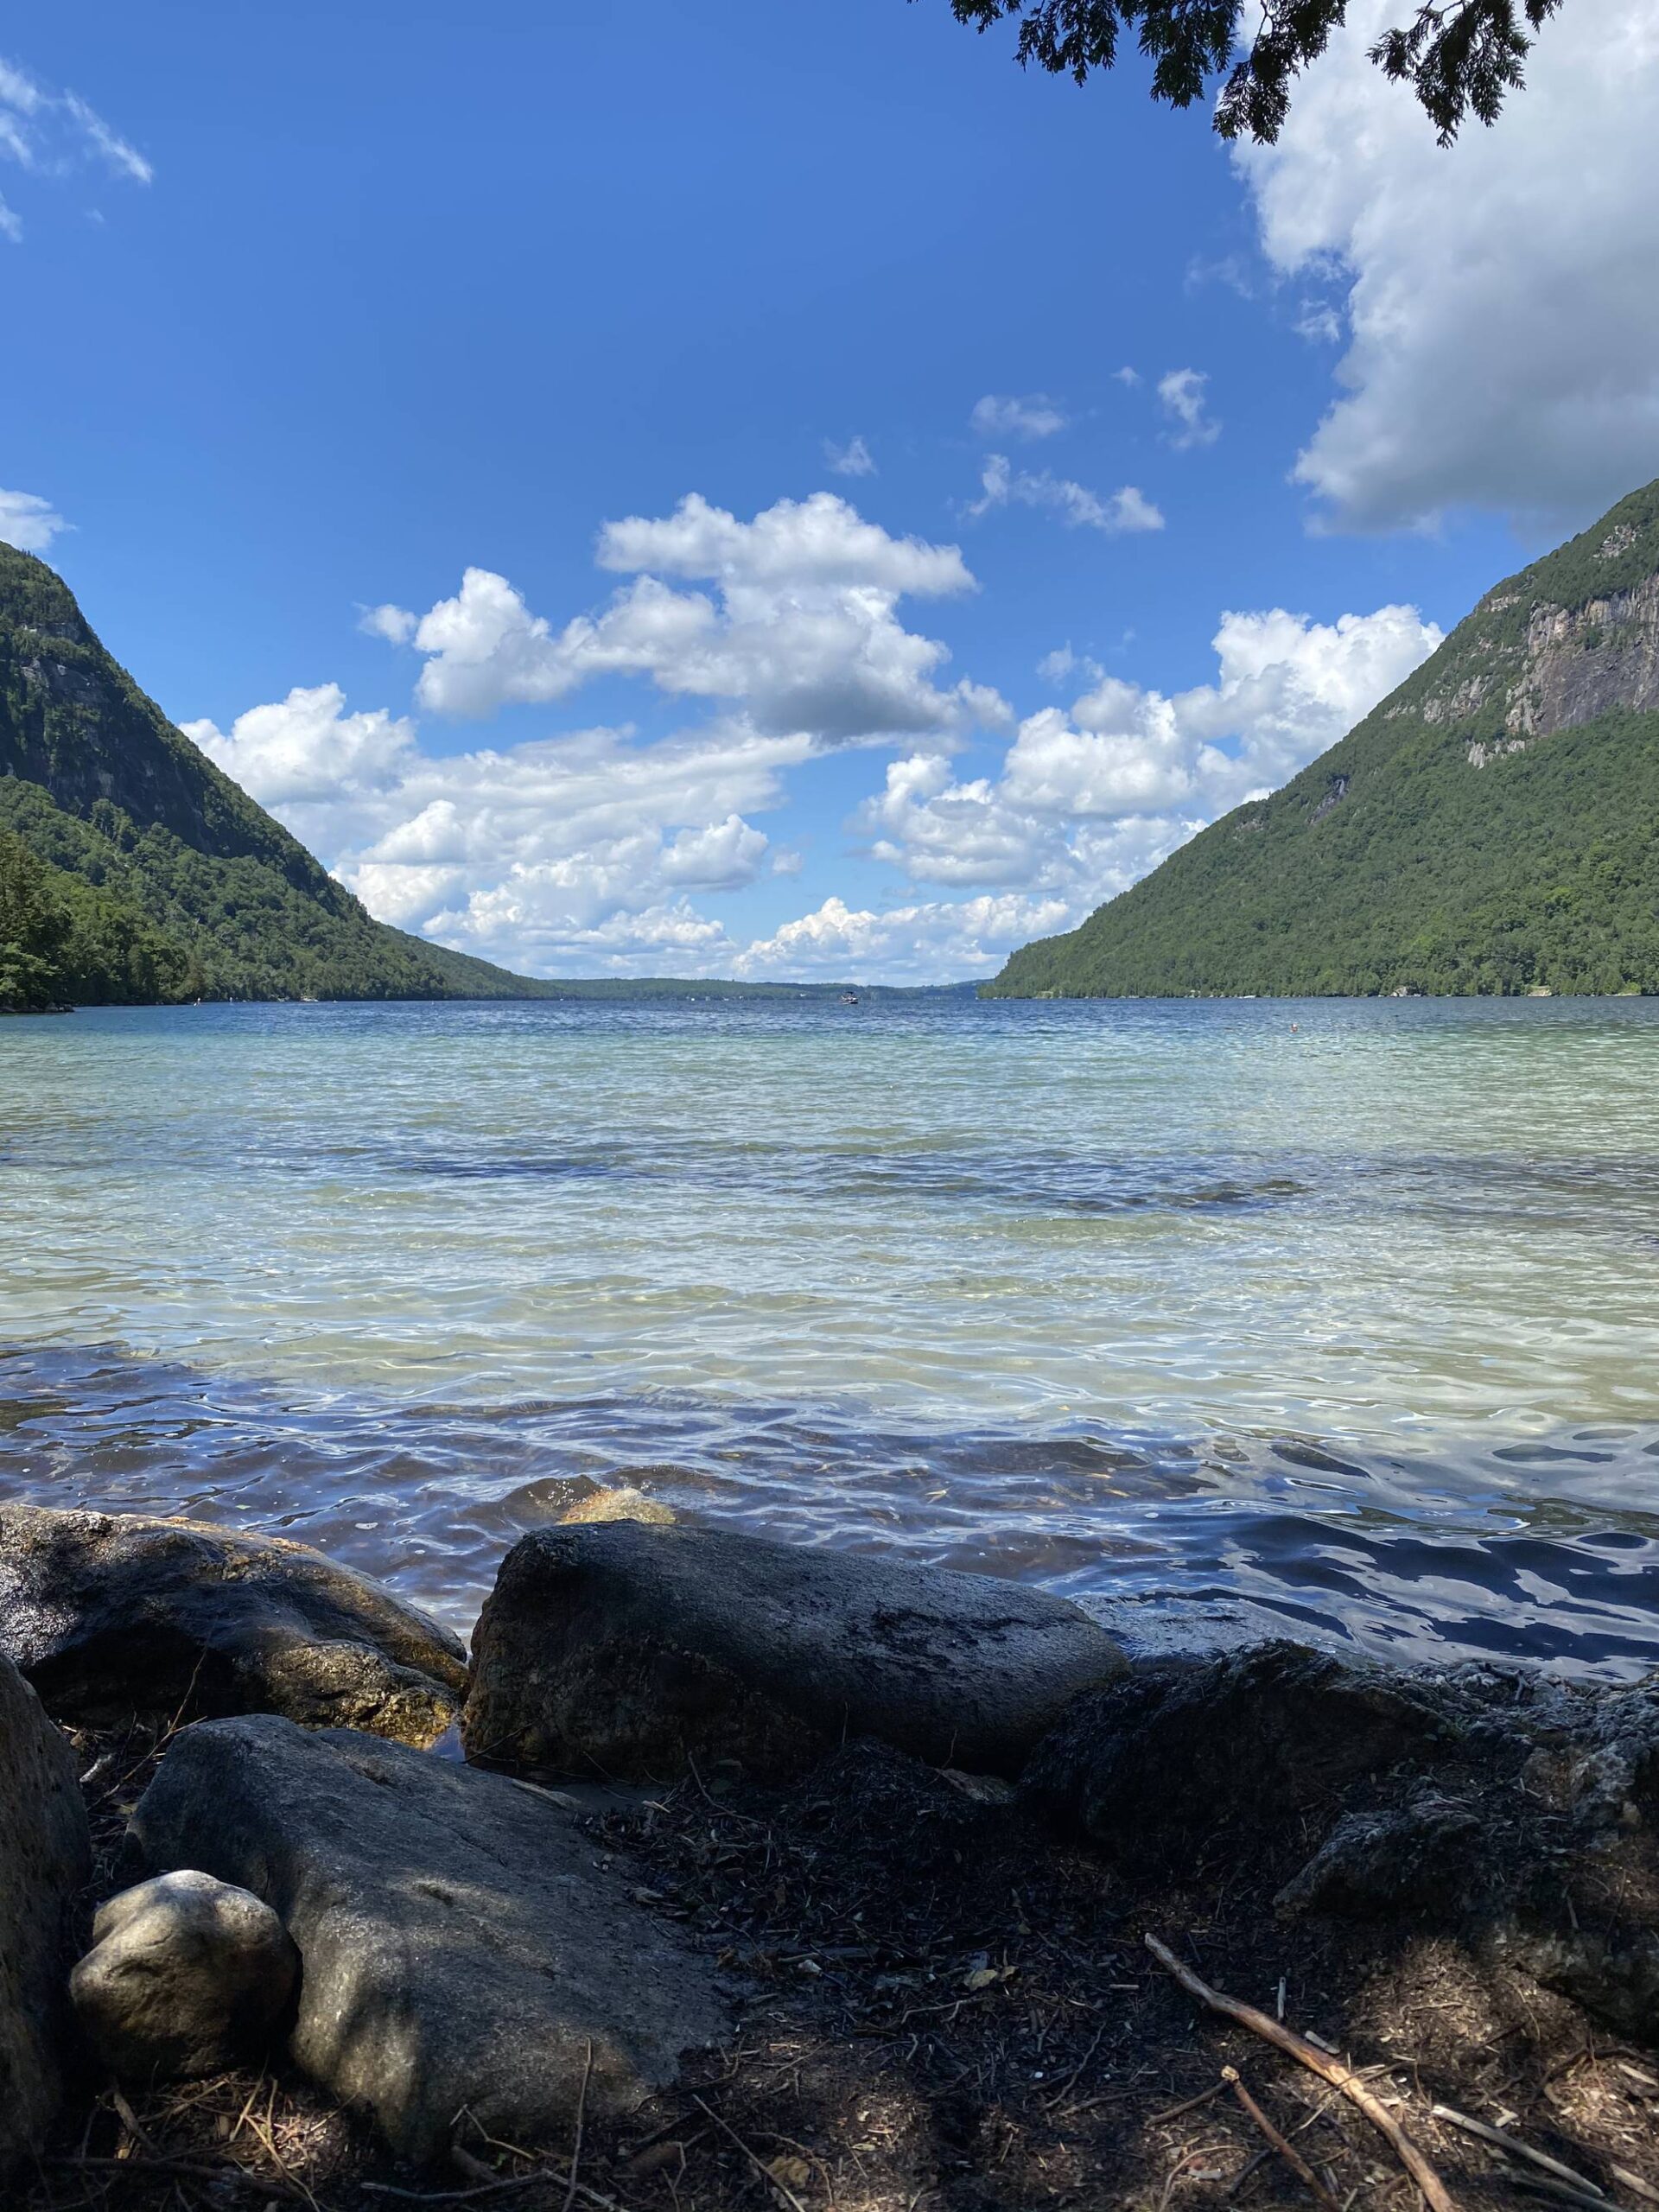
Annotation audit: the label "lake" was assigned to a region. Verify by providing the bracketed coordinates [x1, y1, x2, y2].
[3, 993, 1657, 1674]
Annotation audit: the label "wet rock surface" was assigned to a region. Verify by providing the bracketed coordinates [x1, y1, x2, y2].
[0, 1505, 467, 1745]
[1025, 1639, 1659, 2037]
[130, 1712, 734, 2162]
[464, 1520, 1128, 1782]
[0, 1651, 92, 2174]
[560, 1484, 677, 1525]
[71, 1870, 300, 2082]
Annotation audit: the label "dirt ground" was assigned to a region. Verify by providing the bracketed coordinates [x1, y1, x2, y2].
[20, 1720, 1659, 2212]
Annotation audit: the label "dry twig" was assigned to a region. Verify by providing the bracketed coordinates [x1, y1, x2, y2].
[563, 2041, 594, 2212]
[690, 2094, 808, 2212]
[1223, 2068, 1341, 2211]
[1145, 1933, 1455, 2212]
[1431, 2105, 1603, 2197]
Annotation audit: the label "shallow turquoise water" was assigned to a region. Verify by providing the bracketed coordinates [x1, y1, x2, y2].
[3, 994, 1658, 1671]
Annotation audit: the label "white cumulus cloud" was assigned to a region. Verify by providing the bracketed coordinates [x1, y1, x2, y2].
[855, 601, 1440, 907]
[1236, 0, 1659, 529]
[391, 492, 1002, 747]
[0, 486, 68, 552]
[183, 685, 417, 810]
[969, 455, 1165, 534]
[734, 893, 1071, 984]
[184, 679, 800, 971]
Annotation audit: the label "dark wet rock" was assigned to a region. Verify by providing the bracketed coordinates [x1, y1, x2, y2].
[70, 1870, 299, 2081]
[1023, 1643, 1464, 1859]
[130, 1713, 733, 2163]
[0, 1505, 467, 1745]
[0, 1651, 92, 2174]
[1027, 1639, 1659, 2041]
[1273, 1795, 1485, 1916]
[464, 1522, 1127, 1783]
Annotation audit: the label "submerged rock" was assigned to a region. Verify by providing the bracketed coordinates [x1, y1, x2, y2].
[1026, 1639, 1659, 2039]
[464, 1521, 1127, 1783]
[71, 1870, 299, 2082]
[130, 1713, 733, 2163]
[561, 1485, 677, 1526]
[0, 1504, 467, 1745]
[0, 1651, 92, 2174]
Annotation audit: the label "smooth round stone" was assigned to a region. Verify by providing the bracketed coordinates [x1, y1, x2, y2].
[70, 1868, 299, 2080]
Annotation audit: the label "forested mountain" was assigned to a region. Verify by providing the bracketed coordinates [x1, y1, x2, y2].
[0, 543, 559, 1011]
[988, 478, 1659, 999]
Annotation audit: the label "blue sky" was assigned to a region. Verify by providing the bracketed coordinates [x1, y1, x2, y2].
[4, 0, 1657, 979]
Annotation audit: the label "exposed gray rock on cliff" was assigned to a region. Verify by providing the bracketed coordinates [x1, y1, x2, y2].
[1505, 572, 1659, 738]
[130, 1714, 732, 2162]
[0, 1504, 467, 1745]
[0, 1652, 92, 2174]
[464, 1520, 1127, 1783]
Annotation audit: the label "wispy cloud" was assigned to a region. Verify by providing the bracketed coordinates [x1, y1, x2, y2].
[0, 54, 151, 239]
[823, 434, 876, 478]
[969, 454, 1164, 535]
[1158, 369, 1221, 451]
[970, 393, 1067, 441]
[0, 486, 69, 552]
[358, 602, 418, 645]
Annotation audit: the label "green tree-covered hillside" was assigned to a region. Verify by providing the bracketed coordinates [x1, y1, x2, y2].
[988, 477, 1659, 999]
[0, 544, 555, 1010]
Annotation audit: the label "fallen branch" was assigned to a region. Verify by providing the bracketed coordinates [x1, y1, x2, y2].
[691, 2093, 808, 2212]
[1431, 2105, 1603, 2197]
[1144, 1933, 1455, 2212]
[1222, 2067, 1341, 2212]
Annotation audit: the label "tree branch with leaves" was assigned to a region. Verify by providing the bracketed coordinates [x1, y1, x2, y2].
[920, 0, 1563, 140]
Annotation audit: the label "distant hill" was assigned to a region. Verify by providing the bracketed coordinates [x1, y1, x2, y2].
[0, 544, 960, 1012]
[988, 477, 1659, 999]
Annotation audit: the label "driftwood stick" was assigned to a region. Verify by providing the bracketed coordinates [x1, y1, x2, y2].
[1430, 2105, 1604, 2196]
[1222, 2067, 1342, 2211]
[1144, 1934, 1456, 2212]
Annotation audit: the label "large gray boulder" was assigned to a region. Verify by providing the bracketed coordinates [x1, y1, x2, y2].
[0, 1651, 92, 2175]
[0, 1505, 467, 1746]
[463, 1522, 1128, 1782]
[71, 1870, 300, 2081]
[130, 1713, 733, 2163]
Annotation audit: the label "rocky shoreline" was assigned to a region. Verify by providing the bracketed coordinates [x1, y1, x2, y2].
[3, 1495, 1658, 2212]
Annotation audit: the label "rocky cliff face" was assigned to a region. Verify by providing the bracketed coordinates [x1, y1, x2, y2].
[1505, 569, 1659, 739]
